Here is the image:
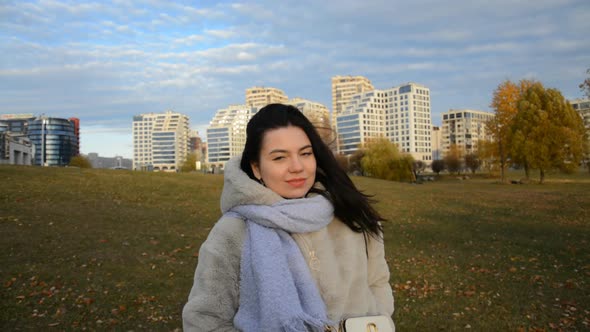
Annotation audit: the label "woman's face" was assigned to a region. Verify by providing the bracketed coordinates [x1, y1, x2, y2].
[251, 125, 317, 199]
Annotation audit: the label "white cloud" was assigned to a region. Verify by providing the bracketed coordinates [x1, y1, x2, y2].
[1, 0, 588, 158]
[173, 34, 205, 46]
[205, 28, 235, 39]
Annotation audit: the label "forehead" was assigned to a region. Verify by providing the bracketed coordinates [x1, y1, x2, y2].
[260, 126, 311, 151]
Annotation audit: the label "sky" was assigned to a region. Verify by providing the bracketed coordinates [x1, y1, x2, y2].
[1, 0, 589, 159]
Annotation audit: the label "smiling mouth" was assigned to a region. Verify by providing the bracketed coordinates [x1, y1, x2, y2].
[286, 178, 306, 187]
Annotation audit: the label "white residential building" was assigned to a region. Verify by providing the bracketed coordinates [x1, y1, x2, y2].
[206, 104, 257, 170]
[132, 111, 190, 172]
[332, 75, 374, 116]
[441, 109, 495, 156]
[336, 89, 386, 155]
[245, 87, 288, 108]
[335, 82, 433, 162]
[206, 97, 334, 169]
[570, 98, 590, 143]
[288, 97, 333, 145]
[431, 126, 442, 160]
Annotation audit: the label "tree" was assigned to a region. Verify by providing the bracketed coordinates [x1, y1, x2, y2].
[395, 154, 415, 182]
[477, 139, 498, 176]
[431, 159, 445, 174]
[511, 83, 586, 183]
[583, 150, 590, 174]
[360, 138, 414, 181]
[580, 68, 590, 98]
[69, 155, 92, 168]
[335, 154, 349, 173]
[488, 79, 535, 182]
[412, 160, 426, 181]
[180, 153, 198, 172]
[444, 144, 463, 174]
[361, 138, 398, 180]
[349, 149, 365, 175]
[464, 153, 481, 174]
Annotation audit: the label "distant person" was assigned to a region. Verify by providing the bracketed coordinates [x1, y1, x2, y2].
[182, 104, 394, 331]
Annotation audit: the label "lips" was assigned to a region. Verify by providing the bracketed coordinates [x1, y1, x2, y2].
[286, 178, 306, 188]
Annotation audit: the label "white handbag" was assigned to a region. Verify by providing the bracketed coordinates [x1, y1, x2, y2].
[324, 315, 393, 332]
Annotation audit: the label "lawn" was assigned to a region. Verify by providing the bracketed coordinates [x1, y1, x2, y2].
[1, 165, 589, 330]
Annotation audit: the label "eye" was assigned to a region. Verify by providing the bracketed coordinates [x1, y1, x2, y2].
[301, 150, 313, 156]
[272, 156, 285, 161]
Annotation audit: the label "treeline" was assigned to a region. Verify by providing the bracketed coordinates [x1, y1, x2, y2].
[335, 139, 425, 182]
[483, 80, 587, 183]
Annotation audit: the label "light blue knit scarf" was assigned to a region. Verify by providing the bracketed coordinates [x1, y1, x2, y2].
[230, 195, 334, 332]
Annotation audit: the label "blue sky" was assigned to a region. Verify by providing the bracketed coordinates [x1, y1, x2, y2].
[1, 0, 589, 159]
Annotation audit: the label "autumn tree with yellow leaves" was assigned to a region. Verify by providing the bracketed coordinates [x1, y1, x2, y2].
[443, 144, 463, 174]
[488, 79, 535, 182]
[180, 152, 198, 172]
[510, 83, 586, 183]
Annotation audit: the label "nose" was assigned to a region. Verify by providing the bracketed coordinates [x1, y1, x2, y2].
[288, 156, 304, 173]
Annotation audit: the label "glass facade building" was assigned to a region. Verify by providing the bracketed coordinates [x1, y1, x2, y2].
[206, 127, 230, 164]
[152, 131, 177, 166]
[206, 105, 255, 169]
[336, 113, 362, 154]
[28, 117, 78, 166]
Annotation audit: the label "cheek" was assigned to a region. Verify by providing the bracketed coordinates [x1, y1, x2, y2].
[260, 162, 281, 180]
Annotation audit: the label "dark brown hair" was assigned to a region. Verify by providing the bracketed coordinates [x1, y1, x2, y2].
[240, 103, 384, 237]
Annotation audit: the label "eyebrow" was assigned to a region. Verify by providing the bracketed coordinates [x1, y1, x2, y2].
[268, 145, 313, 155]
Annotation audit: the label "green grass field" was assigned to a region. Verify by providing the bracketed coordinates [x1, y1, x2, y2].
[1, 165, 589, 330]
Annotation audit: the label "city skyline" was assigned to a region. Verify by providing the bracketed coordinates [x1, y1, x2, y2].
[1, 0, 589, 159]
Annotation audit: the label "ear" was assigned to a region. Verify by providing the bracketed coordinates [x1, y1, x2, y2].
[250, 161, 261, 180]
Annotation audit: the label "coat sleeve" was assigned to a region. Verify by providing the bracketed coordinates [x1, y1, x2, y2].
[182, 216, 245, 332]
[367, 234, 395, 318]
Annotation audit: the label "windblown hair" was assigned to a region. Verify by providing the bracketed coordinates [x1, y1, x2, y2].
[240, 103, 384, 237]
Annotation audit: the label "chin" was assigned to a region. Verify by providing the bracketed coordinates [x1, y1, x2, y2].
[280, 192, 306, 199]
[279, 187, 311, 199]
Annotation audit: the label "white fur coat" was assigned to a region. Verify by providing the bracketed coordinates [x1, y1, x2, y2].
[182, 157, 395, 331]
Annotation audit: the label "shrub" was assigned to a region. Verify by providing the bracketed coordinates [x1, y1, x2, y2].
[69, 155, 92, 168]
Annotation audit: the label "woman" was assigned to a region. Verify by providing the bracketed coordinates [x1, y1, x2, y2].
[182, 104, 394, 331]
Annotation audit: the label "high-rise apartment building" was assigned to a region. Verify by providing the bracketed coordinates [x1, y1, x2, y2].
[332, 75, 374, 116]
[441, 109, 494, 156]
[206, 104, 257, 170]
[206, 96, 333, 170]
[245, 87, 288, 108]
[335, 83, 433, 162]
[287, 97, 333, 145]
[336, 89, 386, 155]
[132, 110, 190, 172]
[571, 99, 590, 143]
[431, 126, 442, 160]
